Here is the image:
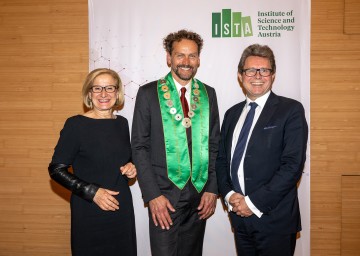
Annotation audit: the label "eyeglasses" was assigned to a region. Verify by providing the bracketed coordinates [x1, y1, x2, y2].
[91, 85, 118, 93]
[242, 68, 273, 77]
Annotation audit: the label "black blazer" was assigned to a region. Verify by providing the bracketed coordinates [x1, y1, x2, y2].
[216, 92, 308, 234]
[131, 80, 220, 206]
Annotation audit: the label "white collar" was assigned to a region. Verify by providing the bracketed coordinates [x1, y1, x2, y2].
[173, 78, 191, 94]
[246, 90, 271, 108]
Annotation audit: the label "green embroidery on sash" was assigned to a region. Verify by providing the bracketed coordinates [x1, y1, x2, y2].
[157, 72, 209, 192]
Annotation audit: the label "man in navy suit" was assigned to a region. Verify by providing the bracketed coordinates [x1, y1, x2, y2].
[216, 44, 308, 256]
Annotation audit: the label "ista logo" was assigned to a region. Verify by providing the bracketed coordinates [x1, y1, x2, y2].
[212, 9, 253, 38]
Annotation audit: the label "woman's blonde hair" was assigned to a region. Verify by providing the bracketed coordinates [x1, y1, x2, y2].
[82, 68, 124, 108]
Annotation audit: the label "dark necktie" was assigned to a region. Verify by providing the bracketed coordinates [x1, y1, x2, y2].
[180, 87, 189, 118]
[230, 102, 258, 194]
[180, 87, 191, 162]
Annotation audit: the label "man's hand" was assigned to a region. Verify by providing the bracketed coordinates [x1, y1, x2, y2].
[149, 195, 175, 230]
[198, 192, 217, 220]
[229, 193, 253, 217]
[120, 162, 137, 179]
[229, 192, 243, 208]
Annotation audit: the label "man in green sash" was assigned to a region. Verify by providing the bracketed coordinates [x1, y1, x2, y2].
[132, 30, 220, 256]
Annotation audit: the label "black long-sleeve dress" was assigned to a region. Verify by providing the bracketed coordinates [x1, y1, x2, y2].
[49, 115, 136, 256]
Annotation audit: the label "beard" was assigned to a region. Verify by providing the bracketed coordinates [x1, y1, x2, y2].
[172, 64, 198, 81]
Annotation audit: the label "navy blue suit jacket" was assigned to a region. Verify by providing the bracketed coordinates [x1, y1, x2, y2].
[216, 92, 308, 234]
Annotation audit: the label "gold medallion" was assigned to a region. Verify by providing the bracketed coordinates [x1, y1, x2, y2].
[194, 83, 199, 89]
[166, 100, 174, 107]
[161, 85, 169, 92]
[182, 118, 192, 128]
[163, 92, 170, 99]
[191, 104, 197, 110]
[188, 110, 195, 118]
[193, 96, 199, 102]
[193, 89, 200, 96]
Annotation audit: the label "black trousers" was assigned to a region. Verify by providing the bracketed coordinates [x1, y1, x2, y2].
[230, 212, 297, 256]
[149, 182, 206, 256]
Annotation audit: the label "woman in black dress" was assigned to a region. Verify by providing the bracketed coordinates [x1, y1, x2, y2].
[48, 68, 137, 256]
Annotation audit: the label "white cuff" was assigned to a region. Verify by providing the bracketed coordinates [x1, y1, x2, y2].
[245, 196, 263, 218]
[224, 191, 235, 212]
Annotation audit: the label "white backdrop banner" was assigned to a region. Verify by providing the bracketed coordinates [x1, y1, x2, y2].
[89, 0, 310, 255]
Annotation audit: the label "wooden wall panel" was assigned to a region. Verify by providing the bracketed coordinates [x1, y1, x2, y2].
[311, 0, 360, 255]
[341, 176, 360, 256]
[0, 0, 359, 255]
[344, 0, 360, 34]
[0, 0, 87, 255]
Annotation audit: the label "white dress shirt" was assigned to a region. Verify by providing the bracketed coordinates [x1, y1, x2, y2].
[225, 91, 271, 218]
[174, 79, 191, 102]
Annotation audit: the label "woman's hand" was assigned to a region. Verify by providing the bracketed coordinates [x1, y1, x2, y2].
[93, 188, 119, 211]
[120, 162, 137, 179]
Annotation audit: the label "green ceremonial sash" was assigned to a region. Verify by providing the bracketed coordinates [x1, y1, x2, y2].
[157, 72, 209, 192]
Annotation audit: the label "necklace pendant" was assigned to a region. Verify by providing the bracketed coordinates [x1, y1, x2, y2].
[182, 118, 192, 128]
[188, 110, 195, 118]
